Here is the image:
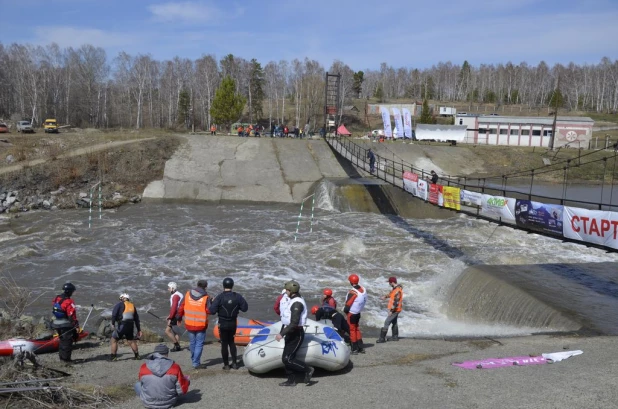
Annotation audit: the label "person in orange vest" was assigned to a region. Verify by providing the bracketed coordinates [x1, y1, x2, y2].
[210, 124, 216, 135]
[177, 280, 210, 369]
[321, 288, 337, 311]
[237, 125, 244, 137]
[376, 277, 403, 343]
[343, 274, 367, 355]
[110, 293, 142, 361]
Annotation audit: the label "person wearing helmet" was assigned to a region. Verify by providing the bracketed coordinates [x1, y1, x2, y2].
[344, 274, 367, 355]
[177, 280, 210, 369]
[377, 277, 404, 343]
[274, 280, 314, 387]
[110, 293, 143, 361]
[208, 277, 248, 370]
[321, 288, 337, 311]
[311, 305, 351, 345]
[166, 282, 184, 352]
[51, 282, 79, 363]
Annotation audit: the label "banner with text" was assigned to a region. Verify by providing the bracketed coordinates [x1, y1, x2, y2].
[443, 186, 461, 210]
[402, 108, 413, 139]
[416, 179, 428, 201]
[481, 194, 516, 220]
[460, 190, 483, 206]
[392, 107, 404, 139]
[563, 207, 618, 249]
[403, 171, 418, 196]
[515, 200, 563, 236]
[429, 184, 443, 206]
[380, 106, 393, 138]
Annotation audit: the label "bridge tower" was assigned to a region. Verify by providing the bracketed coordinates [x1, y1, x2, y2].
[324, 72, 341, 136]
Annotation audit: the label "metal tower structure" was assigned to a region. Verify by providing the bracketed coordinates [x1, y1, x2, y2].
[324, 72, 341, 136]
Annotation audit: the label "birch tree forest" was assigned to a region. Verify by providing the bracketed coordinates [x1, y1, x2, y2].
[0, 42, 616, 130]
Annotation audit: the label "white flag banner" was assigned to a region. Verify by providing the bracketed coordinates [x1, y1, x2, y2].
[392, 108, 404, 139]
[380, 106, 392, 138]
[402, 108, 412, 139]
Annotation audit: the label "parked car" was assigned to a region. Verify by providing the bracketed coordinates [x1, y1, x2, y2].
[0, 123, 9, 133]
[16, 120, 34, 133]
[43, 118, 59, 133]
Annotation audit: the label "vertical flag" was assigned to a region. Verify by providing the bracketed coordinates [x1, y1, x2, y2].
[380, 106, 392, 138]
[402, 108, 412, 139]
[392, 108, 404, 139]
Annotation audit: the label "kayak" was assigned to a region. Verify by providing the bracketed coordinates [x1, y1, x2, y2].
[213, 317, 273, 346]
[243, 319, 350, 374]
[0, 331, 89, 356]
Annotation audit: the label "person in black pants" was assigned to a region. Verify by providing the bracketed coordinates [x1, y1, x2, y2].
[51, 283, 80, 363]
[275, 280, 314, 387]
[208, 277, 248, 369]
[311, 306, 351, 345]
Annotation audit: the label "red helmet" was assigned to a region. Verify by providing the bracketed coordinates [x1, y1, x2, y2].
[311, 305, 319, 315]
[348, 274, 359, 285]
[323, 288, 333, 296]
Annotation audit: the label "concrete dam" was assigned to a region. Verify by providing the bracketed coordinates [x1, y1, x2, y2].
[142, 135, 618, 335]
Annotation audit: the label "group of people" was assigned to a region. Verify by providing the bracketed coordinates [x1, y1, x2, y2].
[49, 273, 404, 403]
[237, 124, 264, 137]
[270, 124, 310, 138]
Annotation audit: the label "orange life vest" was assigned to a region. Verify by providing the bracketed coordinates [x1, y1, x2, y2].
[183, 291, 209, 331]
[387, 285, 403, 313]
[210, 125, 216, 131]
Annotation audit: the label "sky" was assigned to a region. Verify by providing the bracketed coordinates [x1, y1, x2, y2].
[1, 0, 617, 71]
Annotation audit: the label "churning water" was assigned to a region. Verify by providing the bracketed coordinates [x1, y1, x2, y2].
[2, 185, 618, 338]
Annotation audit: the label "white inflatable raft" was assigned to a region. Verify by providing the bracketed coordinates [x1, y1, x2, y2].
[242, 319, 350, 374]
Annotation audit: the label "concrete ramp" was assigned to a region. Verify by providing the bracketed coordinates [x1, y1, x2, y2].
[143, 136, 349, 203]
[445, 263, 618, 334]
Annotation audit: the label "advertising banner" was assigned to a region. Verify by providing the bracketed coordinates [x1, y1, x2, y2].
[481, 194, 516, 220]
[563, 207, 618, 249]
[380, 106, 393, 139]
[515, 200, 563, 236]
[443, 186, 461, 210]
[402, 108, 413, 139]
[392, 108, 404, 140]
[428, 184, 443, 206]
[416, 179, 428, 201]
[403, 171, 418, 195]
[460, 190, 483, 206]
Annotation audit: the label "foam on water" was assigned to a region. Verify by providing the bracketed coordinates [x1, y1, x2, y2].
[2, 202, 618, 337]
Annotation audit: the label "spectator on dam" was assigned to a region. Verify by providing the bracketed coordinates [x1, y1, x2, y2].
[430, 170, 438, 184]
[367, 149, 376, 173]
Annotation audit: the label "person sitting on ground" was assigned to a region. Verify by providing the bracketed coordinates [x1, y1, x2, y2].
[311, 305, 351, 345]
[110, 293, 142, 361]
[135, 344, 190, 409]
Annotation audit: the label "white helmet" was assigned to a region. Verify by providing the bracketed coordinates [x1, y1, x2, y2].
[119, 293, 130, 300]
[168, 282, 177, 291]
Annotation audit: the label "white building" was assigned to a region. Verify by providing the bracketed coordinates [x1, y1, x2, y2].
[455, 115, 594, 149]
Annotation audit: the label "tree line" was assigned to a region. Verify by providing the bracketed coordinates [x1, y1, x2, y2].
[0, 42, 616, 131]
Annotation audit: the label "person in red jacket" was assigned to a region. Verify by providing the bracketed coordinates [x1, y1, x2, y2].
[136, 344, 190, 409]
[273, 287, 290, 317]
[344, 274, 367, 355]
[51, 282, 79, 363]
[166, 282, 184, 352]
[321, 288, 337, 311]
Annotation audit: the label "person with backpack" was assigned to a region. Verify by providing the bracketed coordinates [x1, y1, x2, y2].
[51, 283, 79, 363]
[110, 293, 143, 361]
[208, 277, 248, 370]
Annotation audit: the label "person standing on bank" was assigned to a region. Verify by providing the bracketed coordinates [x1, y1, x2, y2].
[273, 286, 290, 317]
[376, 277, 403, 343]
[321, 288, 337, 311]
[51, 283, 79, 363]
[275, 281, 314, 387]
[110, 293, 143, 361]
[166, 282, 184, 352]
[177, 280, 210, 369]
[209, 277, 248, 370]
[344, 274, 367, 355]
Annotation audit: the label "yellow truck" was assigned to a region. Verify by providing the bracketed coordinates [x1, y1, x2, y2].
[43, 118, 59, 133]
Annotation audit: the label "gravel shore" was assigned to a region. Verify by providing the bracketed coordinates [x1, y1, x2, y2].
[33, 332, 616, 409]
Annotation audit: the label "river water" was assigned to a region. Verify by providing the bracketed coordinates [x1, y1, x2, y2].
[2, 187, 617, 338]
